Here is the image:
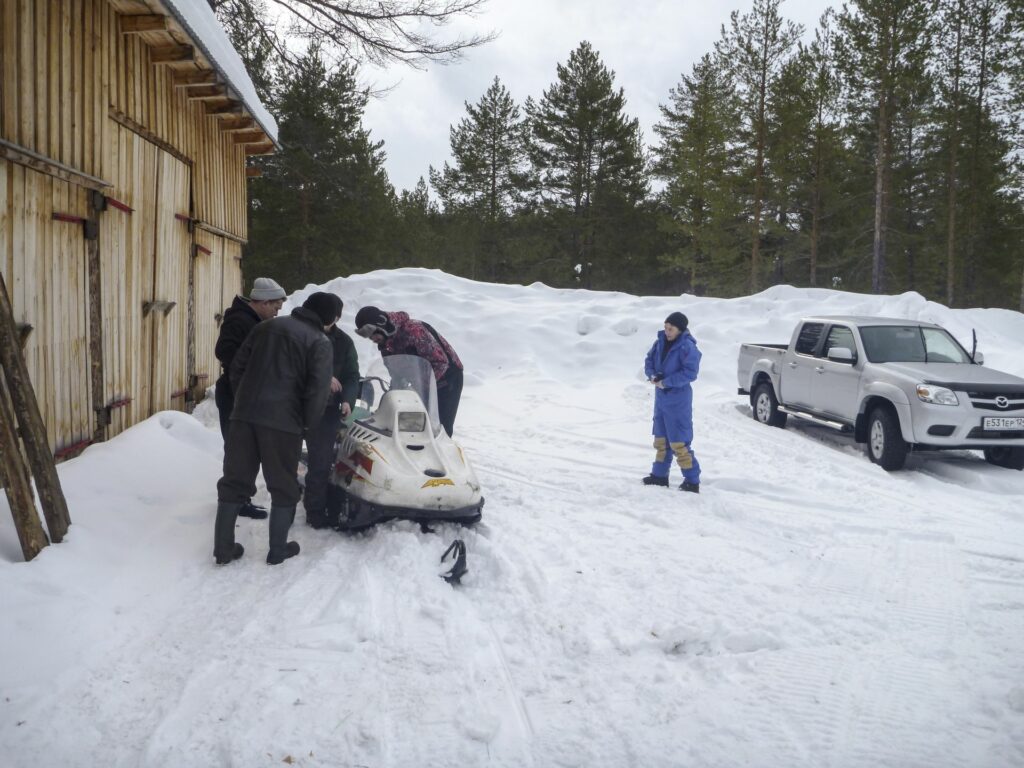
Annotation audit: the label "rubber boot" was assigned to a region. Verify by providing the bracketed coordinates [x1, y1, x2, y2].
[214, 502, 245, 565]
[267, 506, 301, 565]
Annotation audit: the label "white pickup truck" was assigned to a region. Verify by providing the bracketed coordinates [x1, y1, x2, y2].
[737, 316, 1024, 471]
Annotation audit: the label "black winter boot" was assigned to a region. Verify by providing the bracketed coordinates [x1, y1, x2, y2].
[267, 506, 301, 565]
[679, 481, 700, 494]
[305, 508, 329, 530]
[642, 474, 669, 487]
[214, 502, 245, 564]
[239, 500, 268, 520]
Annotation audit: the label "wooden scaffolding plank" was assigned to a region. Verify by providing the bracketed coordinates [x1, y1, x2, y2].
[0, 271, 71, 542]
[0, 373, 49, 561]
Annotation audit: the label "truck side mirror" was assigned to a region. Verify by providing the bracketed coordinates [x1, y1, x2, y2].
[827, 347, 855, 363]
[973, 351, 984, 365]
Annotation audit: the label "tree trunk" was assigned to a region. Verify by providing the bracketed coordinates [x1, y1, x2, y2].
[945, 1, 963, 306]
[872, 92, 889, 294]
[750, 21, 770, 294]
[810, 121, 822, 288]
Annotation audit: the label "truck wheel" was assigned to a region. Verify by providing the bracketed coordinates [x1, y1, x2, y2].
[983, 447, 1024, 471]
[752, 382, 787, 428]
[866, 406, 908, 470]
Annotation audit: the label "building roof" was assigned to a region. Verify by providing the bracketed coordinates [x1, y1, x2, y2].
[161, 0, 278, 144]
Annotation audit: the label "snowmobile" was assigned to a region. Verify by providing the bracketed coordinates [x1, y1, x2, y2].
[329, 354, 484, 531]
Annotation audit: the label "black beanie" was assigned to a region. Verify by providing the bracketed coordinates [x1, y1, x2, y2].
[355, 305, 394, 337]
[665, 311, 688, 332]
[303, 292, 339, 326]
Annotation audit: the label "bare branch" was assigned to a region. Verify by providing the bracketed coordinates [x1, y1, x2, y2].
[221, 0, 496, 69]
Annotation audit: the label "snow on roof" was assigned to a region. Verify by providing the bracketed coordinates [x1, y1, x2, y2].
[161, 0, 279, 144]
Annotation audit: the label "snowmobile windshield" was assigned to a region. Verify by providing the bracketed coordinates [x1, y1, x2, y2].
[384, 355, 442, 436]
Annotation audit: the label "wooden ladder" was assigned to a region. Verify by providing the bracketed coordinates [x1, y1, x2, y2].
[0, 272, 71, 561]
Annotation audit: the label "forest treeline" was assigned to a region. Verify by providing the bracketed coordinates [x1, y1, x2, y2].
[225, 0, 1024, 310]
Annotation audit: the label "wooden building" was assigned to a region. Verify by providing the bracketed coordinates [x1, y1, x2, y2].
[0, 0, 277, 457]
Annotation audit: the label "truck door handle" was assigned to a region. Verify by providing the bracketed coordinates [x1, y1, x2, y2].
[788, 362, 798, 368]
[815, 366, 825, 374]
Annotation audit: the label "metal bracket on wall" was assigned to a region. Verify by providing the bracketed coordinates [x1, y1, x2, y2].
[142, 300, 177, 317]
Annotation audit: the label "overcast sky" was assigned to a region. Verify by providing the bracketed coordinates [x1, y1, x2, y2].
[361, 0, 839, 194]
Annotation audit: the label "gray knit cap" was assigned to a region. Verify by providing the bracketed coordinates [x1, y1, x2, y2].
[249, 277, 286, 301]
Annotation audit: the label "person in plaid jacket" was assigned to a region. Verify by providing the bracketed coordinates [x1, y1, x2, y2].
[354, 306, 464, 436]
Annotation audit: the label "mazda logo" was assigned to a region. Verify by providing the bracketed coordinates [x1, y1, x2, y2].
[995, 396, 1010, 409]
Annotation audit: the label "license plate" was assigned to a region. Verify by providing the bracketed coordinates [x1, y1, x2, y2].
[983, 416, 1024, 431]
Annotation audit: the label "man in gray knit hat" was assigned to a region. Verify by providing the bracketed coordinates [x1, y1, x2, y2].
[214, 277, 287, 519]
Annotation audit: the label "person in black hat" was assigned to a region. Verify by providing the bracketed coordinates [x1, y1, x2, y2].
[303, 293, 360, 529]
[213, 295, 333, 566]
[642, 311, 702, 493]
[354, 305, 464, 437]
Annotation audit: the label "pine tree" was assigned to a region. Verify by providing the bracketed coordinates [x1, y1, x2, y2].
[769, 12, 845, 288]
[525, 41, 647, 288]
[245, 47, 394, 289]
[429, 77, 529, 280]
[836, 0, 935, 294]
[716, 0, 803, 293]
[653, 54, 745, 295]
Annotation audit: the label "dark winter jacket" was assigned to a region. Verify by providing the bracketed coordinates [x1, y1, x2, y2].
[215, 296, 261, 376]
[377, 311, 463, 385]
[229, 307, 333, 435]
[326, 326, 361, 412]
[644, 330, 701, 414]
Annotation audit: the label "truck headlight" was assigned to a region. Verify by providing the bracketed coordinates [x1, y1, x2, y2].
[916, 384, 959, 406]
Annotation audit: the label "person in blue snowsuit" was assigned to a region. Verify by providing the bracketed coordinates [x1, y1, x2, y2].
[643, 311, 701, 493]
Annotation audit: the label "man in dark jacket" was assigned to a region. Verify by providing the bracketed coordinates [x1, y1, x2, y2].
[213, 294, 335, 566]
[303, 293, 360, 529]
[214, 277, 286, 519]
[354, 306, 464, 436]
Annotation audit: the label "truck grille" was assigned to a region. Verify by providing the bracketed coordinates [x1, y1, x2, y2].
[967, 392, 1024, 412]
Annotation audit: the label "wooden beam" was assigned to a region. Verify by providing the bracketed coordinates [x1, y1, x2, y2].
[245, 167, 263, 178]
[87, 190, 107, 444]
[233, 130, 267, 145]
[109, 108, 193, 166]
[219, 117, 257, 133]
[186, 85, 229, 101]
[205, 101, 244, 116]
[120, 14, 168, 34]
[150, 45, 194, 65]
[172, 70, 218, 87]
[0, 138, 111, 191]
[0, 273, 72, 542]
[244, 141, 276, 156]
[0, 376, 49, 561]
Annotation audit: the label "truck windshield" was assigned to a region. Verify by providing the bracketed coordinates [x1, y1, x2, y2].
[858, 326, 971, 364]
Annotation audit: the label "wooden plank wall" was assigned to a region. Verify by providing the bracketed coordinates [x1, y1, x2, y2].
[0, 0, 254, 450]
[0, 162, 93, 452]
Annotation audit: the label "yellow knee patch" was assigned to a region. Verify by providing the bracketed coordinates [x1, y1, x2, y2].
[670, 442, 693, 470]
[653, 437, 667, 463]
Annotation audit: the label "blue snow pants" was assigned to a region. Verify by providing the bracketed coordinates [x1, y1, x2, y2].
[650, 387, 700, 484]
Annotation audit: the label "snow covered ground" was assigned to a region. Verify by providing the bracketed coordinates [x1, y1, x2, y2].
[2, 269, 1024, 768]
